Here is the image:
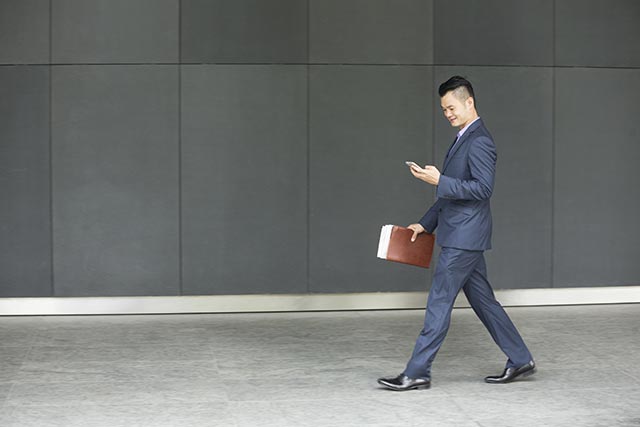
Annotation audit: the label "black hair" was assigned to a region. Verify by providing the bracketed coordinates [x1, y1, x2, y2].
[438, 76, 475, 101]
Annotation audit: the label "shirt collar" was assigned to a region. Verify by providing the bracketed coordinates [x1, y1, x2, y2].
[456, 116, 481, 140]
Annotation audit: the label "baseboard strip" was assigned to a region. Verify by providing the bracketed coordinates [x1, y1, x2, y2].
[0, 285, 638, 316]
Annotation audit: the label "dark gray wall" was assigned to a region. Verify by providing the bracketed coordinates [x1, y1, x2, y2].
[52, 65, 180, 296]
[1, 0, 639, 297]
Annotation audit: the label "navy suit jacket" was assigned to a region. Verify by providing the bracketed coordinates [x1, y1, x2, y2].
[418, 118, 496, 251]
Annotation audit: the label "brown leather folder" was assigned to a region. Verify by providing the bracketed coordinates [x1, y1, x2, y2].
[377, 225, 435, 269]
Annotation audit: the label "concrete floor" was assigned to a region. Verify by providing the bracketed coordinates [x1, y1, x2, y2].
[0, 304, 639, 427]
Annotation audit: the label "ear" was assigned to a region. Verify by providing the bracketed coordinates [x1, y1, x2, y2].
[465, 96, 475, 110]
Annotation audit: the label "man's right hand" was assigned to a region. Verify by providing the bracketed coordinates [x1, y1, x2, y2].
[407, 223, 425, 242]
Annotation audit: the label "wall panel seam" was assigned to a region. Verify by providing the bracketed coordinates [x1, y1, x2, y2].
[178, 0, 183, 295]
[551, 0, 556, 288]
[48, 0, 54, 296]
[306, 0, 311, 293]
[2, 63, 640, 70]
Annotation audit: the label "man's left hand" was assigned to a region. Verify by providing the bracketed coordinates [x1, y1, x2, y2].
[410, 164, 440, 186]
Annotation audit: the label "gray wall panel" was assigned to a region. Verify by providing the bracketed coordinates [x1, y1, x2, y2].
[434, 0, 553, 66]
[1, 1, 638, 300]
[309, 66, 433, 293]
[181, 65, 307, 295]
[434, 67, 553, 289]
[0, 67, 51, 296]
[556, 0, 640, 67]
[52, 0, 178, 63]
[554, 68, 640, 287]
[310, 0, 433, 64]
[52, 66, 179, 296]
[181, 0, 307, 63]
[0, 0, 49, 64]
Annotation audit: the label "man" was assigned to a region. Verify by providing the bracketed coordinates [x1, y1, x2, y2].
[377, 76, 535, 391]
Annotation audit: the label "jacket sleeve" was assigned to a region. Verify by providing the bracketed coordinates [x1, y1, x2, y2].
[418, 198, 443, 233]
[436, 136, 496, 201]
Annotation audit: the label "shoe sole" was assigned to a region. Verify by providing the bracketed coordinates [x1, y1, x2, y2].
[485, 367, 537, 384]
[377, 380, 431, 391]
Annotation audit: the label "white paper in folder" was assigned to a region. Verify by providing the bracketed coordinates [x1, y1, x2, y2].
[377, 224, 393, 259]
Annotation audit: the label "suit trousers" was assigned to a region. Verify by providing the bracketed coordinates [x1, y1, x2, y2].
[403, 247, 533, 380]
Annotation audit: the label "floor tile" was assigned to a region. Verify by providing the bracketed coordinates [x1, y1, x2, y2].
[231, 396, 477, 427]
[7, 380, 227, 406]
[25, 344, 215, 363]
[0, 347, 29, 382]
[0, 403, 235, 427]
[0, 304, 638, 426]
[14, 360, 220, 384]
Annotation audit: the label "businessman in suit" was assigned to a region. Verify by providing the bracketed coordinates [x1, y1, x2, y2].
[378, 76, 535, 391]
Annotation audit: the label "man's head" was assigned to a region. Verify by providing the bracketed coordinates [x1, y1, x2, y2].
[439, 76, 478, 129]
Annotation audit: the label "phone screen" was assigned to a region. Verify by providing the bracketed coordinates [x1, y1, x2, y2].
[405, 161, 420, 169]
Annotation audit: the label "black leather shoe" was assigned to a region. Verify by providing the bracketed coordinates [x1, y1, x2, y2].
[484, 361, 536, 384]
[377, 374, 431, 391]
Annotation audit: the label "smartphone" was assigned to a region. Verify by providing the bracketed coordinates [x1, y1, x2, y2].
[405, 161, 420, 169]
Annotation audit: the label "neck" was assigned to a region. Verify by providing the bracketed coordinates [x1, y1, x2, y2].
[458, 114, 479, 130]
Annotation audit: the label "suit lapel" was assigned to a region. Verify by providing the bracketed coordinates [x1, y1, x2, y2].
[442, 119, 483, 172]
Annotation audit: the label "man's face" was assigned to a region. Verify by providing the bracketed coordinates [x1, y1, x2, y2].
[440, 91, 473, 128]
